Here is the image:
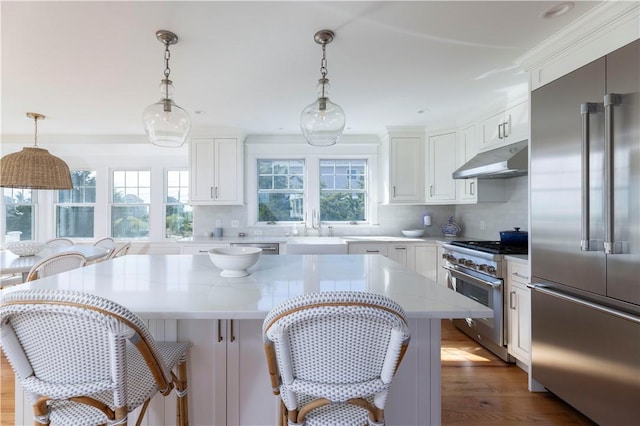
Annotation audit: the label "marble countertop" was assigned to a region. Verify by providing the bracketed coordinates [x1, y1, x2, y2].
[1, 254, 492, 321]
[181, 235, 451, 244]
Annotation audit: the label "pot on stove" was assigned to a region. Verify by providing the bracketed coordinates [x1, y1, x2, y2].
[499, 227, 528, 246]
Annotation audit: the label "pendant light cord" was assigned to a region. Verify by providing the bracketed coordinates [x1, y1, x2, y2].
[33, 115, 39, 148]
[163, 42, 172, 99]
[319, 42, 328, 98]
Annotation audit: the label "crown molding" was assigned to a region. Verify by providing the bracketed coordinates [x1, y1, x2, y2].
[516, 1, 640, 71]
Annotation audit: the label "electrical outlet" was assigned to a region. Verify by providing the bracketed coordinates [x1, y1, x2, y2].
[231, 220, 240, 228]
[480, 220, 486, 231]
[215, 220, 221, 227]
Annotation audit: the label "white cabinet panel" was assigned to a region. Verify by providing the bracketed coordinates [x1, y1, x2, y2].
[414, 244, 438, 282]
[456, 125, 479, 203]
[389, 136, 425, 203]
[190, 137, 243, 204]
[479, 101, 528, 152]
[426, 131, 457, 203]
[507, 260, 531, 364]
[348, 242, 389, 256]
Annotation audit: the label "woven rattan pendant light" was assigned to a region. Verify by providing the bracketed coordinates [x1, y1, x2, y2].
[0, 112, 73, 190]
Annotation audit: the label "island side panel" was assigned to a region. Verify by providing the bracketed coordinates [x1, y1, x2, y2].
[384, 317, 442, 425]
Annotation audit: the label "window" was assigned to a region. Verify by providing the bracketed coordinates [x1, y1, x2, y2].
[111, 170, 150, 238]
[165, 170, 192, 238]
[257, 160, 305, 222]
[3, 188, 35, 241]
[56, 170, 96, 238]
[319, 160, 367, 221]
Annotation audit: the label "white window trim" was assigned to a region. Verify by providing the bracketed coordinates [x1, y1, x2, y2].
[53, 169, 97, 240]
[110, 168, 153, 241]
[247, 142, 378, 227]
[164, 168, 192, 240]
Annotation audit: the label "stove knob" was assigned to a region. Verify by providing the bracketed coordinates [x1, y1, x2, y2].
[479, 264, 488, 272]
[487, 266, 496, 274]
[458, 258, 466, 264]
[464, 259, 475, 267]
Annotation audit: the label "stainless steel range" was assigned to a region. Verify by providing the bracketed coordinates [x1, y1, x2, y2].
[442, 241, 528, 362]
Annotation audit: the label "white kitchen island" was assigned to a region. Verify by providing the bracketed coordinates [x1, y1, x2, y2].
[3, 254, 492, 426]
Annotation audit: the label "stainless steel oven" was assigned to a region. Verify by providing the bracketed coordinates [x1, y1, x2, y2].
[442, 241, 526, 362]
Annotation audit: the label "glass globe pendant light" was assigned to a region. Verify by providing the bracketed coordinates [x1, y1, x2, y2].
[300, 30, 345, 147]
[142, 30, 191, 148]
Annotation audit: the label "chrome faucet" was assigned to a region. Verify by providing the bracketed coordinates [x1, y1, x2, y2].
[304, 209, 321, 235]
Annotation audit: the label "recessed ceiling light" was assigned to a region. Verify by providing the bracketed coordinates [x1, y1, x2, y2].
[542, 2, 574, 19]
[194, 110, 206, 115]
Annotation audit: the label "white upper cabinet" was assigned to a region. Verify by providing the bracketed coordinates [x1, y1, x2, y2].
[479, 100, 528, 151]
[190, 137, 244, 204]
[382, 129, 425, 204]
[425, 131, 457, 203]
[456, 124, 478, 203]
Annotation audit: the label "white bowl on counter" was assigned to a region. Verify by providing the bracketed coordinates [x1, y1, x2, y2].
[208, 247, 262, 277]
[6, 240, 45, 257]
[401, 229, 424, 238]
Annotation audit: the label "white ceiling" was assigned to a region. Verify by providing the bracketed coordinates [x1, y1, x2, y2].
[1, 1, 600, 139]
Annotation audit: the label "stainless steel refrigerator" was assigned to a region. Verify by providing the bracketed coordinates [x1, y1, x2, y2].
[530, 39, 639, 425]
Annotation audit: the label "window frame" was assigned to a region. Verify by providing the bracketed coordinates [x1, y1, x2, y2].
[247, 142, 378, 227]
[2, 188, 38, 242]
[54, 169, 97, 239]
[164, 168, 193, 239]
[110, 169, 152, 240]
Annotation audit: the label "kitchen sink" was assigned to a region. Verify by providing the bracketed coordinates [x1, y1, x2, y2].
[283, 237, 348, 254]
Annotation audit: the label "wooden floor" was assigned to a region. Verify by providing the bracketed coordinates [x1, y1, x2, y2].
[1, 320, 596, 426]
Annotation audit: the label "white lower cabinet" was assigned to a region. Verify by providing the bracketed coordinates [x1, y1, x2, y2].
[388, 243, 410, 268]
[177, 319, 279, 426]
[181, 243, 230, 255]
[413, 244, 438, 282]
[347, 242, 389, 256]
[507, 259, 531, 364]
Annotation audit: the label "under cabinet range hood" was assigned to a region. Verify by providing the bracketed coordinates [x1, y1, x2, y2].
[453, 140, 528, 179]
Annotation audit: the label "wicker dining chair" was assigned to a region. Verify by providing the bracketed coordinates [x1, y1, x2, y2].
[44, 238, 74, 247]
[92, 237, 116, 262]
[26, 251, 87, 282]
[108, 242, 131, 260]
[263, 291, 411, 426]
[0, 289, 191, 426]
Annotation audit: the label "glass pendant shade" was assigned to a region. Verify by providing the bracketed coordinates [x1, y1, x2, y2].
[143, 30, 191, 148]
[300, 79, 345, 147]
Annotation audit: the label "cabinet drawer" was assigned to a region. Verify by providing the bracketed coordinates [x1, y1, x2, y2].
[347, 243, 389, 256]
[508, 261, 530, 284]
[182, 244, 230, 255]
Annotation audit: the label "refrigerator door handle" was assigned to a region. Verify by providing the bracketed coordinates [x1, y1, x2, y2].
[603, 94, 622, 254]
[531, 284, 640, 324]
[580, 102, 599, 251]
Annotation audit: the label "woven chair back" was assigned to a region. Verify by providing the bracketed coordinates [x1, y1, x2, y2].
[26, 251, 87, 282]
[0, 289, 174, 410]
[263, 291, 410, 423]
[45, 238, 74, 247]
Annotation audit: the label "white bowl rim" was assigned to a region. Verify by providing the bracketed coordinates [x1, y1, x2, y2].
[209, 247, 262, 256]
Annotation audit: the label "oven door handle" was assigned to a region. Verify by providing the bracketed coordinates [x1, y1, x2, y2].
[448, 268, 502, 289]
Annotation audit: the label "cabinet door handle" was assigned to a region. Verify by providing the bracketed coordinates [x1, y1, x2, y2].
[217, 319, 223, 342]
[512, 272, 529, 281]
[230, 320, 236, 342]
[430, 185, 434, 197]
[215, 186, 219, 199]
[504, 116, 511, 137]
[510, 291, 516, 310]
[470, 181, 475, 196]
[395, 247, 406, 251]
[498, 123, 504, 139]
[393, 186, 396, 197]
[210, 187, 215, 199]
[365, 250, 380, 253]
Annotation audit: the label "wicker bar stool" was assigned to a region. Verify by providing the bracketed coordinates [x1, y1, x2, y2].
[263, 291, 411, 426]
[0, 289, 191, 426]
[44, 238, 74, 247]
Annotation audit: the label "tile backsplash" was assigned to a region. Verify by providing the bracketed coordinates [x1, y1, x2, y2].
[193, 176, 528, 240]
[454, 175, 528, 240]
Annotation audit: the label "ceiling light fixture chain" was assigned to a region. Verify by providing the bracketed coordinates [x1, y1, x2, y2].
[300, 29, 345, 147]
[142, 29, 191, 148]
